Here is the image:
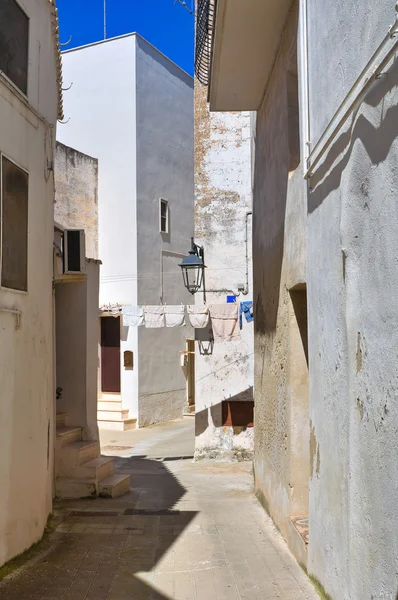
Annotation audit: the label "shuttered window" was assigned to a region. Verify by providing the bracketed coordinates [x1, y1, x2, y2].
[1, 156, 29, 291]
[0, 0, 29, 95]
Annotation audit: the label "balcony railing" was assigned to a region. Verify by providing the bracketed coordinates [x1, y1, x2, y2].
[194, 0, 215, 86]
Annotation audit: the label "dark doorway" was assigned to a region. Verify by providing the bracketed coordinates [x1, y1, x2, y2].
[101, 317, 121, 393]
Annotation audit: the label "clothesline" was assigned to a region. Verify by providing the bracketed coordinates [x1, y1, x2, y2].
[99, 303, 253, 343]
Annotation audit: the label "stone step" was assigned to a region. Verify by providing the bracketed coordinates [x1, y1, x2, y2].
[98, 418, 137, 432]
[56, 413, 67, 427]
[99, 473, 131, 498]
[56, 426, 83, 447]
[98, 400, 123, 411]
[97, 409, 129, 420]
[56, 440, 101, 477]
[75, 456, 115, 481]
[97, 394, 122, 402]
[55, 477, 97, 499]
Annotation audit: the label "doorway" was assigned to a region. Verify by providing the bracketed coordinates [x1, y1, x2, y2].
[101, 316, 121, 393]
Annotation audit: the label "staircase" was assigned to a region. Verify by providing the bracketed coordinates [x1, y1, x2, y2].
[55, 413, 130, 499]
[97, 394, 137, 431]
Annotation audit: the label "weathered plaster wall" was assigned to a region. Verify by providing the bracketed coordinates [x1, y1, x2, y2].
[194, 83, 254, 460]
[54, 142, 98, 259]
[305, 1, 398, 597]
[253, 3, 309, 548]
[0, 0, 58, 566]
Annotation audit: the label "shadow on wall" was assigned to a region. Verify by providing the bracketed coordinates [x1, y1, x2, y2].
[253, 33, 299, 336]
[195, 390, 254, 437]
[308, 57, 398, 213]
[0, 456, 197, 599]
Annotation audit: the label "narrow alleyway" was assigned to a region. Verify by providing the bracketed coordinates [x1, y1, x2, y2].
[0, 418, 317, 600]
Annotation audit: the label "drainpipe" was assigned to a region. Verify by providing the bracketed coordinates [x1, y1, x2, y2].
[244, 211, 252, 295]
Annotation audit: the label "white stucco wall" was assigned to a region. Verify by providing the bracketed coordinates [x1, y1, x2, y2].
[194, 83, 254, 459]
[58, 35, 194, 425]
[0, 0, 58, 566]
[57, 36, 139, 416]
[304, 1, 398, 598]
[135, 37, 194, 427]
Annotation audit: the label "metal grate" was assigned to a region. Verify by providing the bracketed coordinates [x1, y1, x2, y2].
[194, 0, 215, 85]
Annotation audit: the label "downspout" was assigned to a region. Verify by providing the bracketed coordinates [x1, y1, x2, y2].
[244, 211, 252, 295]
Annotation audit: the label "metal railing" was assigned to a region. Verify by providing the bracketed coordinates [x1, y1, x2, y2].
[195, 0, 215, 85]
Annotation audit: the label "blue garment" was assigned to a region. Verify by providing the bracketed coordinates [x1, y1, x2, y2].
[239, 301, 253, 329]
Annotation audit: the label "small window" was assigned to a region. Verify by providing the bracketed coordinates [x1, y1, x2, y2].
[1, 156, 29, 291]
[160, 198, 168, 234]
[0, 0, 29, 95]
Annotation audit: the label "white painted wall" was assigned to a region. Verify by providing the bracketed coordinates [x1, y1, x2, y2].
[58, 35, 194, 425]
[58, 36, 139, 416]
[135, 37, 194, 427]
[194, 84, 254, 459]
[0, 0, 58, 566]
[304, 1, 398, 597]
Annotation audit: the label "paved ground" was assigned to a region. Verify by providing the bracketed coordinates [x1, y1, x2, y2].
[0, 418, 318, 600]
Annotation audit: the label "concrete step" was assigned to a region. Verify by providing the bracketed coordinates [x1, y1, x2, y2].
[98, 418, 137, 432]
[99, 473, 131, 498]
[75, 456, 115, 481]
[56, 477, 97, 499]
[98, 400, 123, 411]
[98, 394, 122, 402]
[97, 409, 129, 420]
[56, 440, 101, 477]
[56, 426, 83, 447]
[56, 413, 67, 427]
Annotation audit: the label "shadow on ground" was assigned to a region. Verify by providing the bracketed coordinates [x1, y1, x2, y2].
[0, 455, 197, 600]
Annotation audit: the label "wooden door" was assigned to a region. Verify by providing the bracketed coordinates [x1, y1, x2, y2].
[101, 317, 121, 393]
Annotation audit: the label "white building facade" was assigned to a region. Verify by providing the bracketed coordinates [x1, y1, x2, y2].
[0, 0, 61, 566]
[58, 34, 194, 428]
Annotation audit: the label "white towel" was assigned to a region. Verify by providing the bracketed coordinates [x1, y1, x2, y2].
[164, 305, 186, 327]
[187, 305, 209, 328]
[122, 305, 144, 327]
[144, 305, 165, 328]
[209, 303, 240, 342]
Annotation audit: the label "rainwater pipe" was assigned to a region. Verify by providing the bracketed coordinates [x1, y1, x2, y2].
[244, 211, 252, 296]
[303, 2, 398, 181]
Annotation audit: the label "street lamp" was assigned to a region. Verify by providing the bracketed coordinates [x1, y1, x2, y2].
[179, 238, 206, 295]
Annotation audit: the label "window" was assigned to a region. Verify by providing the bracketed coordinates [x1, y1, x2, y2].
[0, 0, 29, 95]
[1, 156, 29, 291]
[160, 198, 169, 234]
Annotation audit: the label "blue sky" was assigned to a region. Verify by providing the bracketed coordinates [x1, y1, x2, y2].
[56, 0, 195, 75]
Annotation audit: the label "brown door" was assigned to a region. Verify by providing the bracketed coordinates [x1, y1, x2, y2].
[101, 317, 121, 393]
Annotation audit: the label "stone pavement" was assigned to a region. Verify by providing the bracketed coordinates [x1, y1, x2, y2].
[0, 418, 318, 600]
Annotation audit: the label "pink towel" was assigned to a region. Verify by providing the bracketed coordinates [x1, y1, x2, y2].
[209, 303, 240, 342]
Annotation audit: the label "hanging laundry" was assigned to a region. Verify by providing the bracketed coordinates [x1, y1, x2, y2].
[164, 305, 186, 327]
[144, 305, 165, 328]
[239, 301, 254, 329]
[209, 303, 240, 342]
[187, 305, 210, 328]
[122, 305, 144, 327]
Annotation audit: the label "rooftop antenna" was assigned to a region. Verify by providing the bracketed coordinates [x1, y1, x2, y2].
[174, 0, 195, 16]
[104, 0, 107, 39]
